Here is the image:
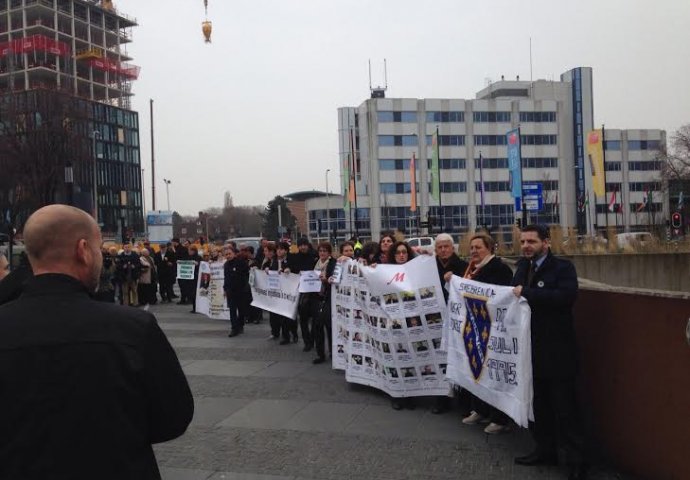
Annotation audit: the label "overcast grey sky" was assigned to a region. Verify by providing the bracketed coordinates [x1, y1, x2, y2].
[116, 0, 690, 216]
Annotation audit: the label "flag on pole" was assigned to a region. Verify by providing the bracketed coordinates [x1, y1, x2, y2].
[587, 130, 605, 197]
[636, 188, 649, 212]
[577, 192, 584, 213]
[410, 152, 417, 212]
[430, 130, 440, 201]
[584, 190, 590, 208]
[608, 186, 616, 212]
[343, 154, 351, 210]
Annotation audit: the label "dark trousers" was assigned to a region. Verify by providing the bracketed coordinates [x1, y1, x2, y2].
[281, 316, 297, 341]
[312, 296, 331, 358]
[531, 378, 586, 466]
[226, 293, 245, 333]
[159, 279, 174, 301]
[269, 312, 281, 338]
[298, 295, 314, 347]
[137, 282, 157, 305]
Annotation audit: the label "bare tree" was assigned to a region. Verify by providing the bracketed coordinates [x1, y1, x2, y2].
[0, 89, 91, 229]
[660, 124, 690, 180]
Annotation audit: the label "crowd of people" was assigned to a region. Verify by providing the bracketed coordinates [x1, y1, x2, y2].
[0, 215, 588, 479]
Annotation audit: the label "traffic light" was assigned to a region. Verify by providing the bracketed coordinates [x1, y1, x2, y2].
[516, 218, 522, 228]
[672, 212, 682, 229]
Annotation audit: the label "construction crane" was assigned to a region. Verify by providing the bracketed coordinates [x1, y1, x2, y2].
[202, 0, 212, 43]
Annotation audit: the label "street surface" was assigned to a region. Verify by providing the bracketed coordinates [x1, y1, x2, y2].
[153, 303, 622, 480]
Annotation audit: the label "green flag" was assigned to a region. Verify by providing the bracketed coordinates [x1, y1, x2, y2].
[430, 130, 440, 201]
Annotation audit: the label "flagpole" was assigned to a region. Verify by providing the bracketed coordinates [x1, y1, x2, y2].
[479, 151, 485, 230]
[518, 126, 527, 227]
[436, 126, 443, 232]
[602, 125, 609, 232]
[349, 128, 359, 237]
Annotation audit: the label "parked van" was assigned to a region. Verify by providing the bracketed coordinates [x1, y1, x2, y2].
[407, 236, 435, 253]
[616, 232, 653, 249]
[225, 237, 262, 252]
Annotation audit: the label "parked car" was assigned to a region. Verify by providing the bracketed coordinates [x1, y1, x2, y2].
[616, 232, 653, 249]
[225, 237, 262, 252]
[407, 236, 435, 254]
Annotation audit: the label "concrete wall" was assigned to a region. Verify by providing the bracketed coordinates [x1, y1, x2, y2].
[575, 288, 690, 479]
[564, 253, 690, 293]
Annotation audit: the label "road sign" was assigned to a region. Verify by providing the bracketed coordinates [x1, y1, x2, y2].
[515, 183, 543, 212]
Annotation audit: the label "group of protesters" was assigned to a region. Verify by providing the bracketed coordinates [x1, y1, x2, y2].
[215, 228, 587, 479]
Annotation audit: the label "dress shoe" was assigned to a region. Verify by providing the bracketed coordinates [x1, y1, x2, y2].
[312, 357, 325, 365]
[292, 334, 299, 343]
[514, 451, 558, 466]
[484, 422, 511, 434]
[279, 339, 291, 345]
[227, 330, 241, 338]
[462, 411, 487, 425]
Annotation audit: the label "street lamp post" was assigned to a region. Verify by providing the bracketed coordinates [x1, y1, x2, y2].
[92, 130, 102, 223]
[325, 168, 330, 243]
[142, 168, 147, 237]
[163, 178, 172, 211]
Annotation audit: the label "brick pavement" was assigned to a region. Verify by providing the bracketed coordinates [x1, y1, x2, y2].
[153, 303, 622, 480]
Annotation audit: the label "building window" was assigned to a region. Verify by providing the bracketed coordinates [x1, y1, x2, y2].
[627, 140, 661, 150]
[380, 206, 422, 232]
[473, 111, 511, 123]
[519, 111, 556, 122]
[378, 135, 419, 146]
[380, 183, 419, 194]
[425, 135, 465, 146]
[475, 157, 558, 169]
[629, 182, 661, 192]
[428, 205, 468, 229]
[427, 182, 467, 193]
[605, 161, 622, 171]
[379, 159, 412, 170]
[475, 181, 511, 192]
[476, 204, 516, 226]
[425, 111, 465, 123]
[377, 111, 417, 123]
[426, 158, 466, 169]
[628, 202, 662, 213]
[628, 161, 663, 171]
[474, 135, 507, 146]
[605, 182, 622, 193]
[521, 134, 557, 145]
[604, 140, 621, 151]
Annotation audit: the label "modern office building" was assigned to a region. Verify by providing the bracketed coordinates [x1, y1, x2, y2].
[306, 67, 667, 241]
[0, 0, 142, 235]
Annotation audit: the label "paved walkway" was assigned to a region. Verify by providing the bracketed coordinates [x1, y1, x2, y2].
[153, 303, 620, 480]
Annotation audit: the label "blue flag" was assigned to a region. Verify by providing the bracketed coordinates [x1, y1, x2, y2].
[507, 128, 522, 198]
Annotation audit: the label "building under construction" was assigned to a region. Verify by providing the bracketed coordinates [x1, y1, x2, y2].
[0, 0, 143, 237]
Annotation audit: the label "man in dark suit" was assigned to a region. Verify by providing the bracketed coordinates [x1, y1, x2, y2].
[512, 224, 587, 480]
[0, 205, 193, 479]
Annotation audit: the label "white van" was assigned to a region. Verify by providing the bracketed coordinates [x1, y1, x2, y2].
[407, 237, 435, 253]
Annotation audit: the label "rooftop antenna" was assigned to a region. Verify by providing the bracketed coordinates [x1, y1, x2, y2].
[369, 58, 387, 99]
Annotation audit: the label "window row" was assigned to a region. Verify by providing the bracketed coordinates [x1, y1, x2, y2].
[377, 111, 417, 123]
[519, 111, 557, 123]
[378, 134, 556, 147]
[605, 140, 662, 151]
[379, 158, 467, 170]
[475, 157, 558, 169]
[628, 161, 663, 171]
[629, 182, 661, 192]
[473, 111, 511, 123]
[426, 111, 465, 123]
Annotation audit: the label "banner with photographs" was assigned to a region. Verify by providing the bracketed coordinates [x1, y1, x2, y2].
[195, 261, 230, 321]
[250, 270, 301, 320]
[443, 277, 533, 427]
[332, 256, 450, 397]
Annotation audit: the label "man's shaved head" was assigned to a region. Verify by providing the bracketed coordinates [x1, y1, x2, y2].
[24, 205, 102, 291]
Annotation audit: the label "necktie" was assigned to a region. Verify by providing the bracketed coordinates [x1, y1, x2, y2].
[526, 260, 536, 286]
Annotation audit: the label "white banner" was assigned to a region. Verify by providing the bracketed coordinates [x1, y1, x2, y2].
[250, 270, 300, 319]
[443, 277, 533, 427]
[332, 256, 450, 397]
[195, 261, 230, 321]
[298, 270, 322, 293]
[176, 260, 196, 280]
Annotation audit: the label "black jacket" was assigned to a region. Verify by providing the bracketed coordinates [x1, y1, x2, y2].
[155, 248, 177, 282]
[512, 252, 579, 379]
[0, 274, 193, 479]
[223, 257, 249, 293]
[287, 251, 317, 273]
[469, 256, 513, 286]
[117, 251, 142, 282]
[0, 255, 33, 306]
[436, 253, 468, 302]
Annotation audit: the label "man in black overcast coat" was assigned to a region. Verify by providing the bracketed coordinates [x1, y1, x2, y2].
[512, 224, 587, 480]
[0, 205, 193, 479]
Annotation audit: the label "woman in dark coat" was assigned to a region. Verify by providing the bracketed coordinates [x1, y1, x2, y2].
[461, 232, 514, 434]
[311, 241, 337, 364]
